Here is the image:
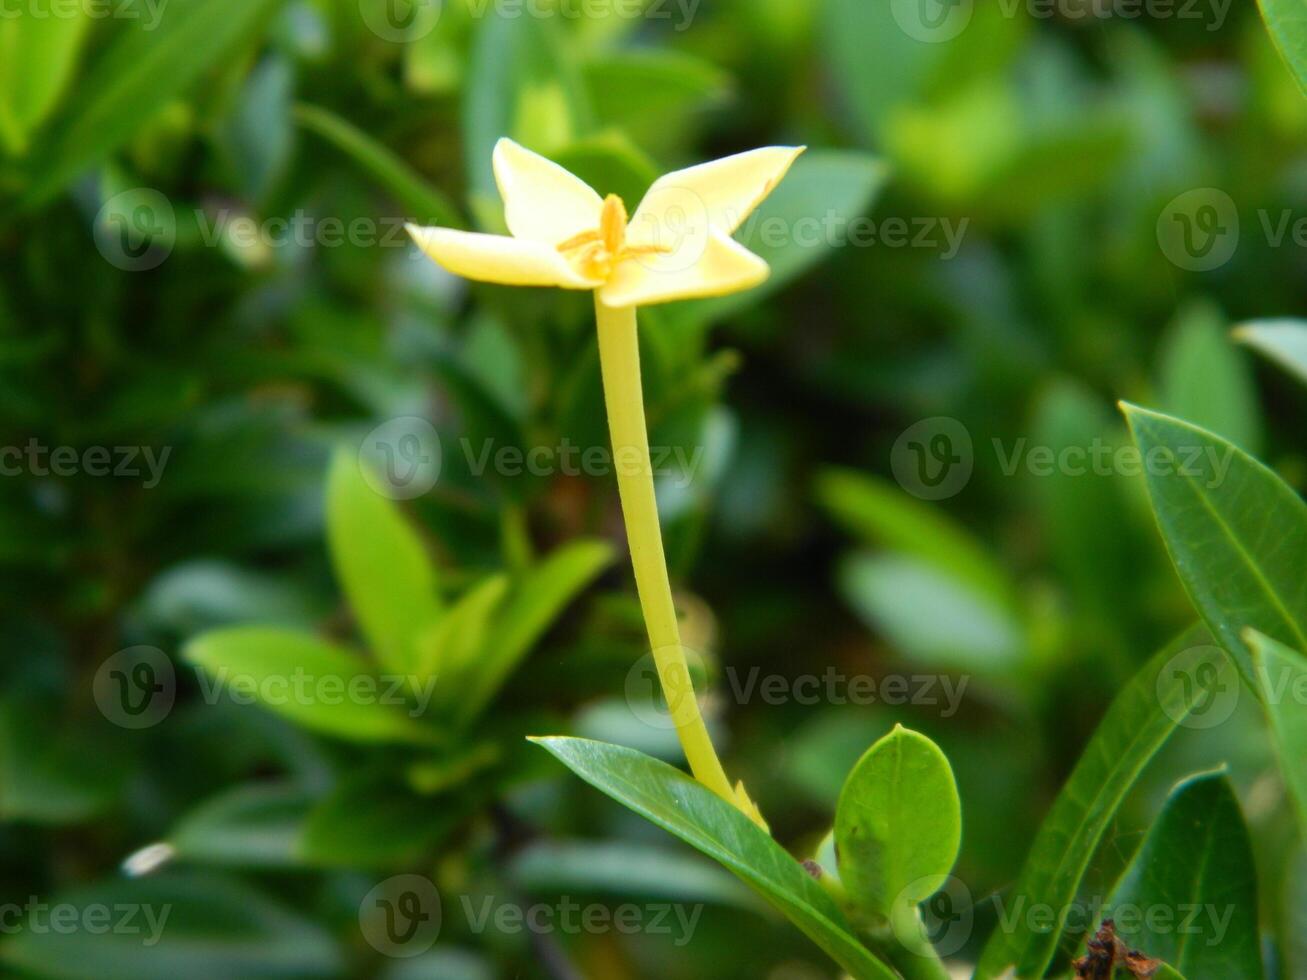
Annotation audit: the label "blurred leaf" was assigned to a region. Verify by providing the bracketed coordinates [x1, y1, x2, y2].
[838, 552, 1025, 676]
[834, 725, 960, 921]
[531, 736, 899, 980]
[326, 447, 443, 674]
[551, 132, 660, 209]
[299, 770, 462, 868]
[168, 782, 311, 867]
[1109, 771, 1263, 980]
[0, 8, 90, 156]
[582, 50, 729, 152]
[463, 12, 591, 219]
[294, 103, 462, 227]
[135, 559, 325, 634]
[458, 539, 614, 724]
[1235, 319, 1307, 387]
[221, 55, 293, 203]
[817, 468, 1013, 603]
[509, 840, 761, 909]
[974, 626, 1222, 980]
[1031, 381, 1135, 626]
[184, 626, 441, 745]
[21, 0, 284, 208]
[1246, 630, 1307, 837]
[0, 703, 123, 824]
[1123, 404, 1307, 687]
[420, 574, 508, 704]
[0, 873, 342, 979]
[676, 150, 887, 324]
[1259, 0, 1307, 96]
[1159, 303, 1261, 454]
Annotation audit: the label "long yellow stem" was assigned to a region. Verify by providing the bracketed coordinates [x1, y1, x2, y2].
[594, 296, 749, 814]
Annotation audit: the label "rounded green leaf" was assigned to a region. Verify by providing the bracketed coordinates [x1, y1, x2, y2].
[834, 725, 961, 920]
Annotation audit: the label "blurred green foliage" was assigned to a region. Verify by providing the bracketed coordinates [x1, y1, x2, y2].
[2, 0, 1307, 976]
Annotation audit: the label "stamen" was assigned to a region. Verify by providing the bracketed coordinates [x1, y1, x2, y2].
[600, 194, 627, 255]
[556, 229, 602, 253]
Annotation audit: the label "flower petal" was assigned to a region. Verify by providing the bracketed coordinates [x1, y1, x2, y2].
[493, 138, 604, 244]
[599, 232, 769, 308]
[626, 145, 805, 247]
[407, 224, 600, 289]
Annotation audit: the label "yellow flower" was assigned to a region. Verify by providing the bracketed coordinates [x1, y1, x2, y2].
[407, 137, 805, 831]
[406, 138, 804, 308]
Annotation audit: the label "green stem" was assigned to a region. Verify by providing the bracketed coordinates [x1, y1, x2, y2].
[593, 296, 739, 809]
[881, 905, 952, 980]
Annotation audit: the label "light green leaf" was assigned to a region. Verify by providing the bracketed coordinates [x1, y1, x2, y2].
[419, 573, 509, 694]
[22, 0, 284, 208]
[838, 552, 1025, 676]
[582, 50, 729, 153]
[835, 725, 960, 920]
[168, 783, 312, 867]
[531, 736, 898, 980]
[817, 467, 1014, 604]
[1234, 319, 1307, 387]
[0, 873, 342, 979]
[293, 103, 462, 227]
[1259, 0, 1307, 96]
[1122, 403, 1307, 686]
[1109, 771, 1263, 980]
[462, 12, 591, 219]
[0, 9, 90, 156]
[457, 539, 613, 724]
[676, 150, 887, 324]
[184, 626, 440, 745]
[326, 446, 443, 674]
[975, 626, 1226, 979]
[1245, 629, 1307, 836]
[1158, 303, 1261, 453]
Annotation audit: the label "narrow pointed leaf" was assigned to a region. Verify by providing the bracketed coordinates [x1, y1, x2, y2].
[1122, 403, 1307, 686]
[1246, 629, 1307, 837]
[1109, 771, 1263, 980]
[975, 626, 1227, 979]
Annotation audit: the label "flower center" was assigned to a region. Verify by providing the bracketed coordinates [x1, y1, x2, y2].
[556, 194, 671, 281]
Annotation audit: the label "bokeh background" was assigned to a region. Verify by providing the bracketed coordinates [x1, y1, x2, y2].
[1, 0, 1304, 976]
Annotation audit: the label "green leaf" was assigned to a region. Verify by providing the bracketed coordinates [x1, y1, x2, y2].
[1234, 319, 1307, 387]
[293, 103, 462, 227]
[326, 446, 443, 674]
[462, 12, 591, 220]
[0, 701, 124, 824]
[0, 873, 342, 979]
[0, 8, 90, 156]
[1158, 303, 1261, 453]
[419, 574, 508, 713]
[456, 539, 613, 724]
[531, 736, 898, 980]
[834, 725, 960, 920]
[1245, 629, 1307, 837]
[816, 467, 1014, 604]
[1259, 0, 1307, 96]
[582, 50, 730, 153]
[1109, 771, 1263, 980]
[168, 782, 312, 867]
[184, 626, 440, 745]
[974, 626, 1228, 979]
[1122, 403, 1307, 685]
[21, 0, 284, 208]
[675, 150, 888, 324]
[838, 552, 1025, 676]
[299, 771, 463, 868]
